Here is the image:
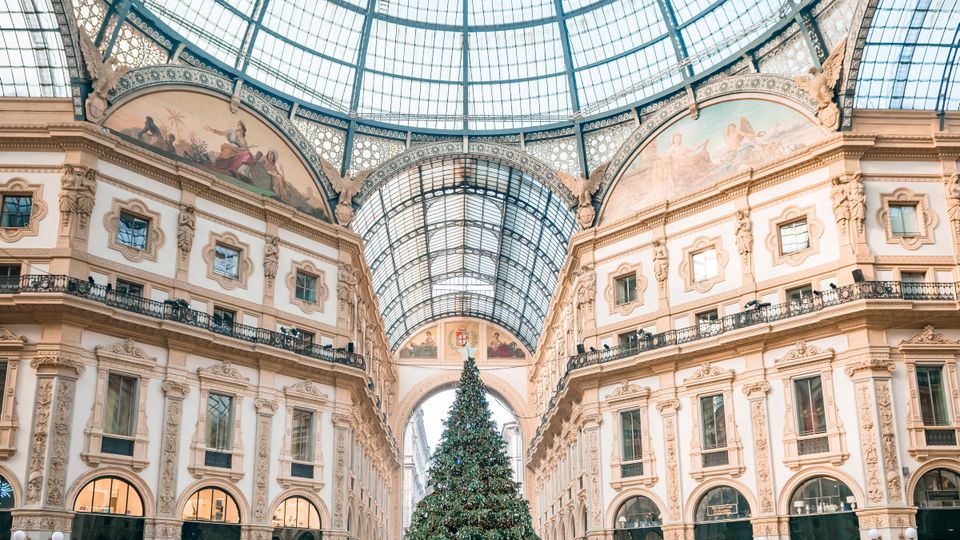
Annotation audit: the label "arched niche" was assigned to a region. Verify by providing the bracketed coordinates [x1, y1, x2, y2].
[596, 75, 827, 226]
[103, 84, 333, 221]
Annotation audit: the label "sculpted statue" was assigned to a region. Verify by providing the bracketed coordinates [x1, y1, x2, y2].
[320, 158, 370, 227]
[794, 40, 846, 131]
[734, 209, 753, 263]
[78, 28, 129, 123]
[177, 205, 196, 259]
[59, 165, 97, 231]
[848, 173, 866, 234]
[263, 236, 279, 283]
[574, 266, 596, 339]
[337, 263, 359, 332]
[559, 163, 609, 229]
[947, 173, 960, 237]
[652, 239, 668, 286]
[830, 176, 850, 233]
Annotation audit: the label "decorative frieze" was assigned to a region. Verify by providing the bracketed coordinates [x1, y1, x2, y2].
[58, 164, 97, 235]
[656, 398, 681, 522]
[157, 380, 188, 516]
[252, 399, 276, 523]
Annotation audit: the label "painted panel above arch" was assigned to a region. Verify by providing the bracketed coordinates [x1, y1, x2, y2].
[104, 88, 331, 221]
[397, 319, 530, 363]
[600, 97, 826, 225]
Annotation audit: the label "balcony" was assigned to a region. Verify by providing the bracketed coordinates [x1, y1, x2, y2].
[0, 274, 366, 371]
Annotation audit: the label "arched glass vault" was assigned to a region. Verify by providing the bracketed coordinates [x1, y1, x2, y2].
[352, 156, 578, 351]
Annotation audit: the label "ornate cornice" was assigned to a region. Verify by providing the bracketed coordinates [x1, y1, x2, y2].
[774, 340, 836, 372]
[844, 356, 896, 379]
[197, 360, 250, 388]
[741, 381, 771, 398]
[655, 398, 680, 414]
[682, 362, 736, 388]
[29, 355, 84, 377]
[605, 380, 650, 403]
[899, 325, 960, 347]
[161, 379, 190, 399]
[283, 379, 330, 404]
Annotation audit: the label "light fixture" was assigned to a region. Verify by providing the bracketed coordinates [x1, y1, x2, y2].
[616, 516, 626, 528]
[903, 528, 917, 540]
[867, 529, 881, 540]
[52, 533, 65, 540]
[12, 532, 24, 540]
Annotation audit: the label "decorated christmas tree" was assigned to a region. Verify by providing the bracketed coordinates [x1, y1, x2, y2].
[406, 356, 539, 540]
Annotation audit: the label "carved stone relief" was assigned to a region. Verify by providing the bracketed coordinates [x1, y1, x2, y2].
[856, 383, 884, 504]
[58, 165, 97, 234]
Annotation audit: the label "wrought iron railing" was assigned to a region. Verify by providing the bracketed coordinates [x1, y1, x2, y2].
[1, 274, 366, 371]
[532, 280, 960, 444]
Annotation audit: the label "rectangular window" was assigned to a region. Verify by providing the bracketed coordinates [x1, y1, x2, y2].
[295, 271, 318, 303]
[0, 195, 32, 228]
[889, 204, 920, 236]
[297, 330, 315, 346]
[901, 271, 926, 283]
[620, 409, 643, 462]
[213, 306, 236, 330]
[0, 362, 6, 417]
[696, 309, 719, 334]
[615, 274, 637, 305]
[787, 285, 813, 304]
[205, 393, 235, 450]
[917, 366, 950, 426]
[700, 394, 727, 450]
[115, 279, 143, 297]
[692, 249, 718, 282]
[103, 373, 138, 437]
[291, 408, 315, 462]
[794, 376, 827, 435]
[618, 331, 637, 348]
[0, 264, 20, 292]
[214, 244, 240, 278]
[779, 218, 810, 254]
[117, 212, 150, 250]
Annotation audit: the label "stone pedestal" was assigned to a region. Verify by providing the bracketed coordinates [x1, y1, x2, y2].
[11, 508, 73, 540]
[242, 524, 275, 540]
[144, 517, 182, 540]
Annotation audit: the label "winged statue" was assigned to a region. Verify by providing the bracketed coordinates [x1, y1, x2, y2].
[78, 29, 130, 123]
[559, 161, 610, 228]
[320, 158, 370, 227]
[794, 39, 846, 131]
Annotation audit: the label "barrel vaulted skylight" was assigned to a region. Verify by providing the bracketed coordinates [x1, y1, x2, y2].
[0, 0, 69, 97]
[351, 157, 578, 351]
[135, 0, 799, 130]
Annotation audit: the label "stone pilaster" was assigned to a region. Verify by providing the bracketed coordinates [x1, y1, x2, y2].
[331, 412, 353, 536]
[582, 412, 602, 533]
[742, 382, 776, 520]
[252, 398, 277, 524]
[20, 352, 83, 539]
[242, 524, 274, 540]
[157, 380, 189, 518]
[655, 397, 682, 525]
[144, 517, 182, 540]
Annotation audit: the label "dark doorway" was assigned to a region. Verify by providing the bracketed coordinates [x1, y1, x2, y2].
[71, 514, 145, 540]
[693, 520, 753, 540]
[181, 522, 241, 540]
[789, 512, 859, 539]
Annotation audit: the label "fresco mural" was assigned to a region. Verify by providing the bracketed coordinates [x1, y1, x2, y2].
[105, 90, 328, 220]
[487, 327, 525, 359]
[445, 321, 480, 361]
[601, 99, 824, 224]
[399, 325, 439, 359]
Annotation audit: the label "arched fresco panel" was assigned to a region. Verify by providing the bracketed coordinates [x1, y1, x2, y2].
[105, 89, 329, 220]
[601, 98, 825, 225]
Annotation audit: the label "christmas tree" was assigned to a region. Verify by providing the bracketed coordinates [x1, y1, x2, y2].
[406, 356, 539, 540]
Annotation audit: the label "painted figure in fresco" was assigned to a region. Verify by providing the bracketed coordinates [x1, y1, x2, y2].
[205, 121, 256, 177]
[399, 331, 438, 359]
[137, 116, 165, 147]
[660, 132, 712, 197]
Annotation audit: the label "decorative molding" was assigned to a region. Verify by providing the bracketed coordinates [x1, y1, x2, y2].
[103, 197, 165, 262]
[900, 325, 960, 346]
[157, 392, 184, 516]
[765, 205, 824, 266]
[263, 236, 279, 287]
[189, 361, 250, 481]
[201, 231, 254, 291]
[196, 360, 250, 389]
[604, 382, 657, 489]
[741, 381, 770, 398]
[604, 263, 647, 316]
[0, 177, 47, 242]
[683, 362, 735, 389]
[252, 409, 273, 523]
[876, 188, 938, 250]
[605, 380, 650, 402]
[284, 380, 330, 404]
[25, 378, 53, 504]
[750, 398, 775, 513]
[734, 209, 753, 266]
[678, 236, 728, 294]
[774, 340, 835, 371]
[844, 356, 896, 379]
[285, 259, 329, 315]
[875, 381, 903, 502]
[45, 378, 75, 507]
[856, 382, 884, 505]
[29, 355, 84, 377]
[898, 335, 960, 461]
[681, 363, 744, 481]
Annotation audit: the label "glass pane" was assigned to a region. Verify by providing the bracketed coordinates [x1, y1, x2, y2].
[917, 366, 950, 426]
[117, 213, 149, 249]
[292, 409, 315, 461]
[890, 205, 920, 236]
[700, 394, 726, 449]
[296, 272, 317, 303]
[104, 373, 138, 436]
[620, 409, 643, 461]
[214, 245, 240, 277]
[1, 196, 32, 227]
[693, 250, 718, 281]
[206, 393, 234, 450]
[615, 495, 661, 528]
[779, 219, 810, 254]
[794, 376, 826, 435]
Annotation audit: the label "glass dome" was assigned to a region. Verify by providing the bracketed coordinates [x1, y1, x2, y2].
[138, 0, 796, 130]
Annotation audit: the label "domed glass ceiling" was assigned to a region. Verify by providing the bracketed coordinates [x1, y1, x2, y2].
[139, 0, 794, 130]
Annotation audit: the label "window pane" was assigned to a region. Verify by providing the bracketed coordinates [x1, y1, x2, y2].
[917, 366, 950, 426]
[206, 393, 234, 450]
[1, 196, 32, 227]
[296, 271, 318, 303]
[692, 249, 718, 282]
[779, 219, 810, 254]
[292, 409, 314, 462]
[620, 409, 643, 461]
[104, 373, 138, 436]
[117, 212, 149, 249]
[889, 205, 919, 236]
[794, 376, 827, 435]
[115, 279, 144, 297]
[615, 274, 636, 304]
[700, 394, 726, 449]
[214, 245, 240, 277]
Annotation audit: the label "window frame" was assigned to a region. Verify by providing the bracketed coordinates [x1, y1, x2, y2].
[286, 260, 329, 314]
[103, 198, 165, 263]
[679, 237, 728, 293]
[189, 361, 250, 481]
[0, 195, 33, 228]
[202, 231, 254, 290]
[604, 381, 657, 489]
[279, 379, 329, 490]
[0, 178, 47, 242]
[604, 262, 647, 316]
[778, 217, 811, 255]
[765, 206, 824, 267]
[614, 273, 637, 305]
[116, 211, 151, 250]
[876, 188, 938, 250]
[915, 365, 951, 427]
[73, 476, 145, 516]
[681, 363, 745, 480]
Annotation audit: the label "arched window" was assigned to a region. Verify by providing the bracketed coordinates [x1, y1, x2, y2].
[614, 495, 662, 529]
[73, 476, 144, 516]
[0, 474, 13, 510]
[694, 486, 751, 522]
[789, 476, 856, 514]
[914, 468, 960, 508]
[272, 496, 321, 529]
[182, 487, 240, 523]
